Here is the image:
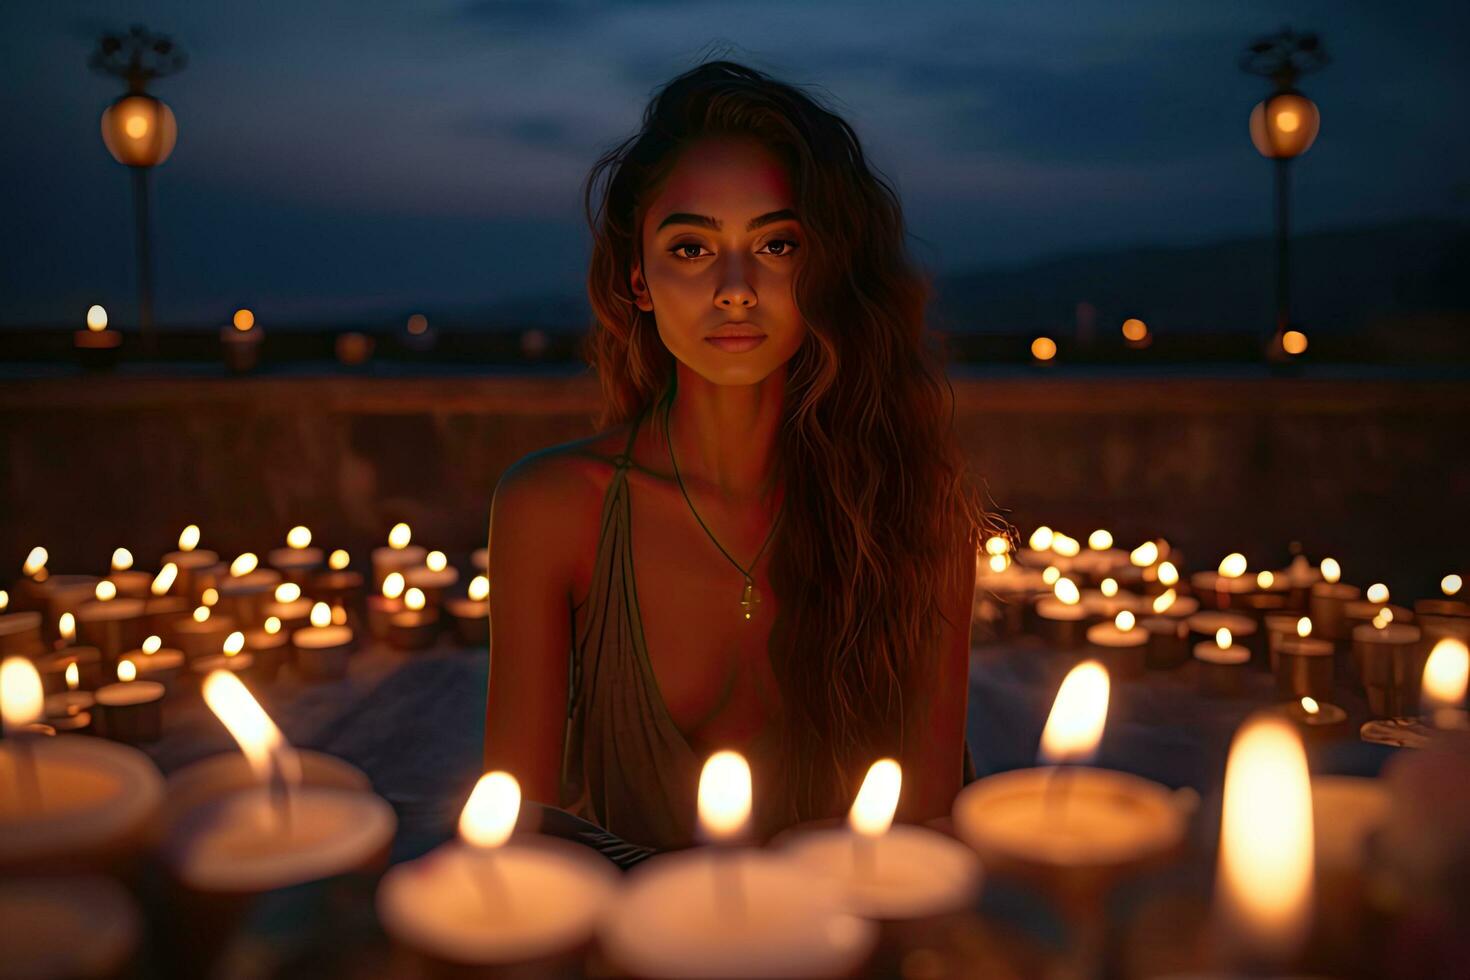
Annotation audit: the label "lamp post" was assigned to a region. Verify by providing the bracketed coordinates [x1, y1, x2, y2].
[91, 25, 187, 352]
[1240, 28, 1328, 361]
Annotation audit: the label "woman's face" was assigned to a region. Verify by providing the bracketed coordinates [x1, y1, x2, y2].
[631, 135, 807, 386]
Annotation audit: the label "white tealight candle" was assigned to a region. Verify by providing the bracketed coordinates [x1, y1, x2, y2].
[292, 602, 355, 681]
[267, 525, 325, 580]
[372, 523, 426, 591]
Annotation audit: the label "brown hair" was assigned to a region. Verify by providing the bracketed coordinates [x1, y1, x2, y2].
[580, 59, 1001, 826]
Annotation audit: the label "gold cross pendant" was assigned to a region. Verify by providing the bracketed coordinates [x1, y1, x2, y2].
[740, 576, 761, 621]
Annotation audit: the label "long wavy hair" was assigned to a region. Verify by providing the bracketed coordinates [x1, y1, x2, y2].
[580, 59, 1002, 827]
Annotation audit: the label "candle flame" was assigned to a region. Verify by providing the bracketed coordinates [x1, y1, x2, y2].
[328, 549, 350, 571]
[1157, 561, 1179, 586]
[1443, 574, 1463, 597]
[1216, 628, 1233, 649]
[223, 631, 245, 657]
[1130, 541, 1159, 566]
[1, 657, 45, 733]
[1051, 534, 1080, 558]
[849, 758, 901, 838]
[23, 546, 48, 577]
[1300, 696, 1319, 715]
[459, 771, 522, 849]
[468, 575, 490, 602]
[118, 660, 137, 683]
[404, 588, 426, 612]
[230, 553, 258, 577]
[698, 750, 752, 843]
[265, 616, 282, 635]
[287, 525, 312, 549]
[310, 602, 331, 629]
[331, 604, 347, 625]
[1320, 558, 1340, 584]
[1217, 713, 1314, 965]
[86, 304, 108, 331]
[1088, 529, 1113, 551]
[1372, 610, 1391, 630]
[111, 547, 134, 571]
[1053, 577, 1081, 606]
[59, 612, 76, 642]
[1296, 617, 1311, 638]
[984, 535, 1009, 556]
[1152, 589, 1177, 614]
[1028, 526, 1054, 552]
[426, 550, 448, 573]
[274, 583, 301, 603]
[0, 590, 7, 613]
[382, 572, 405, 600]
[193, 605, 210, 623]
[142, 635, 161, 655]
[95, 580, 117, 602]
[388, 523, 411, 550]
[1100, 577, 1118, 597]
[202, 669, 294, 785]
[202, 588, 219, 607]
[65, 662, 79, 691]
[1218, 553, 1248, 578]
[988, 553, 1009, 573]
[151, 563, 178, 596]
[1256, 571, 1274, 589]
[1422, 638, 1469, 711]
[1039, 660, 1110, 765]
[1041, 565, 1060, 586]
[1115, 610, 1136, 631]
[1366, 583, 1389, 604]
[179, 525, 200, 552]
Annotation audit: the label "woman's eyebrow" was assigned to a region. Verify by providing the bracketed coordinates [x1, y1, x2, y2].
[656, 208, 799, 232]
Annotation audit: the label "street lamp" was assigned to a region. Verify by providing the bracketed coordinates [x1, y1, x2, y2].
[91, 25, 187, 350]
[1240, 27, 1328, 360]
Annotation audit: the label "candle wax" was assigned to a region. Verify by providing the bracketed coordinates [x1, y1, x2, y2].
[779, 823, 982, 920]
[94, 680, 166, 707]
[293, 625, 353, 649]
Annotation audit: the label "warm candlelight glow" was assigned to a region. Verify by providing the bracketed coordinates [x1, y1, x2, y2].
[1422, 638, 1469, 711]
[287, 525, 312, 549]
[698, 750, 752, 843]
[1443, 574, 1463, 597]
[1218, 553, 1248, 578]
[59, 612, 76, 642]
[1029, 526, 1054, 551]
[1281, 330, 1308, 355]
[151, 563, 178, 596]
[1100, 577, 1118, 597]
[265, 616, 282, 635]
[274, 583, 301, 603]
[202, 669, 292, 784]
[310, 602, 331, 629]
[984, 535, 1009, 556]
[223, 631, 245, 657]
[382, 572, 405, 600]
[1157, 561, 1179, 586]
[1366, 583, 1389, 604]
[86, 304, 108, 331]
[117, 660, 137, 683]
[1301, 696, 1319, 715]
[230, 553, 259, 577]
[1216, 628, 1233, 649]
[179, 525, 200, 552]
[1054, 578, 1081, 606]
[404, 588, 426, 612]
[1153, 589, 1177, 614]
[65, 662, 79, 690]
[1130, 541, 1159, 566]
[1320, 558, 1340, 584]
[329, 549, 350, 571]
[1088, 529, 1113, 551]
[426, 551, 448, 573]
[1256, 571, 1274, 589]
[468, 575, 490, 602]
[1296, 617, 1311, 638]
[1, 657, 45, 733]
[388, 523, 412, 550]
[988, 554, 1010, 573]
[95, 580, 117, 602]
[1217, 713, 1314, 964]
[23, 546, 48, 577]
[111, 547, 134, 571]
[202, 588, 219, 607]
[331, 604, 348, 625]
[1039, 660, 1110, 765]
[1115, 610, 1136, 631]
[233, 308, 255, 331]
[0, 590, 8, 613]
[1031, 336, 1057, 361]
[1052, 534, 1080, 558]
[849, 758, 901, 837]
[459, 771, 522, 849]
[1121, 317, 1148, 341]
[142, 635, 162, 655]
[1041, 565, 1061, 586]
[1372, 610, 1392, 630]
[193, 606, 210, 623]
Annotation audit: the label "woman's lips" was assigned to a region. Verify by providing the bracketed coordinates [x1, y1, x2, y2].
[704, 335, 767, 353]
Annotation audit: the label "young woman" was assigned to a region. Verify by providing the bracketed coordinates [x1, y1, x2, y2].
[484, 60, 996, 860]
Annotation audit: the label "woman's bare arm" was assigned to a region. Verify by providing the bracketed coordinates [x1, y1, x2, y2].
[482, 453, 593, 805]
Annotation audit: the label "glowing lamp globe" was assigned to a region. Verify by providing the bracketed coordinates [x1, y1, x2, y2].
[101, 94, 177, 168]
[1249, 92, 1320, 160]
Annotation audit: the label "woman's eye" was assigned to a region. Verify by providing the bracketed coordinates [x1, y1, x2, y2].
[762, 238, 800, 257]
[670, 243, 708, 260]
[668, 239, 800, 261]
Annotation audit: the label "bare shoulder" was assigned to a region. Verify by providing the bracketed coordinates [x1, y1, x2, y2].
[489, 425, 634, 557]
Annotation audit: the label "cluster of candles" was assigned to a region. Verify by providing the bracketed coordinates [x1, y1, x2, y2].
[6, 638, 1465, 976]
[0, 523, 491, 740]
[974, 525, 1470, 744]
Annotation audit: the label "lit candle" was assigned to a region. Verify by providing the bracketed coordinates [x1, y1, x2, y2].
[190, 630, 258, 687]
[309, 548, 365, 610]
[1191, 552, 1254, 610]
[0, 656, 164, 874]
[600, 751, 877, 978]
[371, 523, 426, 591]
[143, 562, 189, 635]
[1281, 695, 1349, 746]
[217, 553, 281, 626]
[1212, 712, 1314, 972]
[1272, 616, 1334, 699]
[367, 571, 406, 639]
[159, 525, 220, 602]
[267, 525, 325, 583]
[1035, 576, 1092, 650]
[777, 758, 983, 921]
[74, 580, 147, 664]
[73, 303, 123, 367]
[1353, 618, 1423, 718]
[121, 634, 186, 695]
[1308, 558, 1360, 640]
[403, 549, 460, 606]
[220, 307, 264, 373]
[261, 581, 313, 632]
[93, 659, 165, 744]
[1137, 588, 1199, 669]
[377, 771, 621, 969]
[106, 546, 153, 599]
[172, 604, 238, 661]
[446, 574, 491, 646]
[1085, 610, 1149, 679]
[1421, 637, 1469, 731]
[1186, 609, 1261, 663]
[1414, 573, 1470, 626]
[388, 588, 439, 651]
[1194, 627, 1252, 697]
[291, 602, 355, 681]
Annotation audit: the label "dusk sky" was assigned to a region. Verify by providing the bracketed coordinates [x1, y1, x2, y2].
[2, 0, 1466, 327]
